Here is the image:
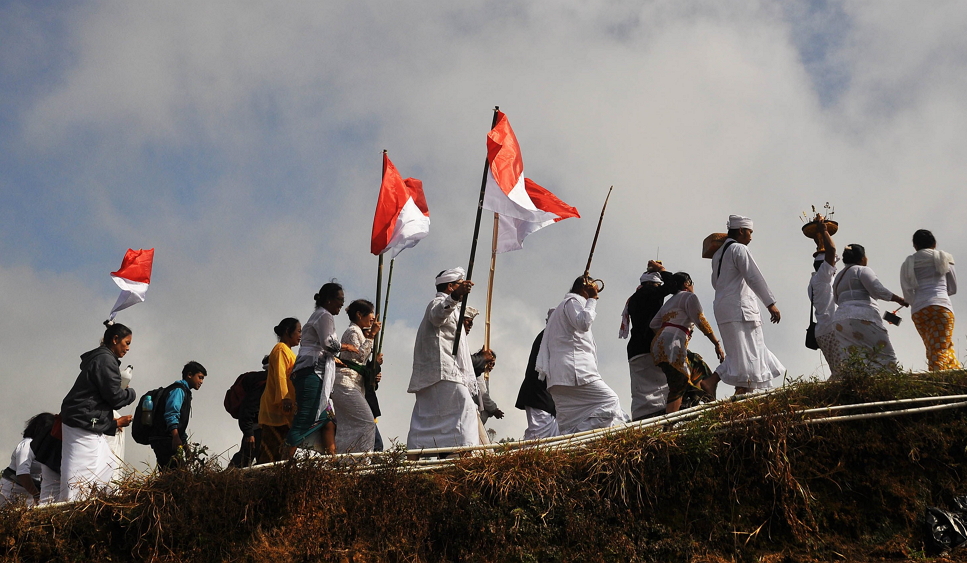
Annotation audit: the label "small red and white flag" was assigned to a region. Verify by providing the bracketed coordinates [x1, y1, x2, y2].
[371, 152, 429, 258]
[108, 248, 154, 321]
[482, 111, 579, 253]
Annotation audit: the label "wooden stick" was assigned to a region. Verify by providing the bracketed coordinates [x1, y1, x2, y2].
[452, 106, 500, 356]
[376, 258, 394, 356]
[483, 213, 498, 381]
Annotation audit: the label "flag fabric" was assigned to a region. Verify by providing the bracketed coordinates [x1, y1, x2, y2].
[371, 153, 429, 257]
[108, 248, 154, 320]
[482, 111, 580, 253]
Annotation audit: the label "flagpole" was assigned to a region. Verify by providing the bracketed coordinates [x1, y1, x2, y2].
[372, 150, 388, 362]
[483, 213, 498, 380]
[376, 258, 394, 356]
[452, 106, 500, 356]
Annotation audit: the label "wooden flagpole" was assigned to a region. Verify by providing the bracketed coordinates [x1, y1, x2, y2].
[376, 258, 394, 356]
[452, 106, 500, 356]
[483, 213, 499, 380]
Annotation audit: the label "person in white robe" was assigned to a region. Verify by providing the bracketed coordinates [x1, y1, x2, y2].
[406, 268, 480, 453]
[833, 243, 908, 368]
[332, 299, 382, 454]
[808, 218, 841, 378]
[537, 276, 627, 435]
[900, 229, 959, 371]
[711, 215, 785, 394]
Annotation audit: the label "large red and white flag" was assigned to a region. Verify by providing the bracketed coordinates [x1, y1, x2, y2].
[109, 248, 154, 320]
[371, 153, 429, 258]
[482, 111, 579, 253]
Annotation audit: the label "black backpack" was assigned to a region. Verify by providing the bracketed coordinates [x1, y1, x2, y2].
[131, 383, 189, 445]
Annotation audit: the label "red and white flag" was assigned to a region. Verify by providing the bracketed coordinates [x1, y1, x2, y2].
[108, 248, 154, 321]
[482, 111, 579, 253]
[371, 152, 429, 258]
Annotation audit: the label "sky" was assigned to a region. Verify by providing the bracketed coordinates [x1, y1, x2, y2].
[2, 0, 967, 470]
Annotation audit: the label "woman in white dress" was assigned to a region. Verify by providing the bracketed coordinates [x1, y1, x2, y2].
[332, 299, 382, 454]
[649, 273, 725, 413]
[832, 244, 908, 369]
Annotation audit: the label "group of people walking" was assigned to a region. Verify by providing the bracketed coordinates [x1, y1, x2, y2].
[1, 214, 959, 507]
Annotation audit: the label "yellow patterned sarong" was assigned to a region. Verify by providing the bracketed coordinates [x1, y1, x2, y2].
[912, 305, 960, 371]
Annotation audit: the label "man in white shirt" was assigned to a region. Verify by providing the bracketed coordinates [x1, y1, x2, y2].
[406, 268, 480, 453]
[808, 217, 840, 378]
[711, 215, 785, 394]
[537, 276, 627, 435]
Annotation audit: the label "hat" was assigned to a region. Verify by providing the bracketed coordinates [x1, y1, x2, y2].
[435, 267, 466, 285]
[727, 215, 753, 230]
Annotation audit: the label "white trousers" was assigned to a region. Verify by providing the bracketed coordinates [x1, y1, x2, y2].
[628, 353, 669, 419]
[549, 379, 627, 436]
[715, 320, 785, 389]
[406, 381, 480, 450]
[61, 424, 118, 502]
[523, 407, 559, 440]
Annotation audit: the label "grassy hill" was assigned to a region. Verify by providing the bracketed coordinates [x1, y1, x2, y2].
[5, 364, 967, 562]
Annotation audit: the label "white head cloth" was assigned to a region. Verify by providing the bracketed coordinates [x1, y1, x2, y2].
[546, 308, 555, 322]
[727, 215, 753, 230]
[639, 272, 663, 284]
[465, 306, 479, 319]
[435, 267, 466, 286]
[813, 253, 825, 262]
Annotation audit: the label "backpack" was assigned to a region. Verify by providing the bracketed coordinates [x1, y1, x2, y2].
[131, 386, 168, 445]
[224, 371, 265, 419]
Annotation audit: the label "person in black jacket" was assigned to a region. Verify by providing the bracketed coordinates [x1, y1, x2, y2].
[60, 321, 137, 501]
[620, 261, 675, 420]
[151, 361, 207, 471]
[515, 310, 559, 440]
[229, 357, 268, 468]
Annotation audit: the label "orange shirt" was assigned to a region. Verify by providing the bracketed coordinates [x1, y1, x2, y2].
[258, 342, 296, 427]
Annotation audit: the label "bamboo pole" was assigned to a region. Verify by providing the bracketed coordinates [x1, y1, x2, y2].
[483, 213, 499, 380]
[452, 106, 500, 356]
[376, 258, 394, 356]
[372, 150, 387, 362]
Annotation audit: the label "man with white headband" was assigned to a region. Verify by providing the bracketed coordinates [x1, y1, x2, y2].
[619, 260, 675, 420]
[537, 276, 627, 434]
[406, 267, 479, 453]
[711, 215, 785, 394]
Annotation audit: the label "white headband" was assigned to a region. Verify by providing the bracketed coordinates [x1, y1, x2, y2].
[640, 272, 663, 284]
[435, 267, 466, 285]
[465, 306, 479, 319]
[728, 214, 753, 230]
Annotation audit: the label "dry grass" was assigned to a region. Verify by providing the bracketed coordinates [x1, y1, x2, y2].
[5, 367, 967, 562]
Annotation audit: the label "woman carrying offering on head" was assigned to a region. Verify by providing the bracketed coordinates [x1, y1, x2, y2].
[901, 229, 959, 371]
[832, 244, 908, 368]
[649, 272, 725, 413]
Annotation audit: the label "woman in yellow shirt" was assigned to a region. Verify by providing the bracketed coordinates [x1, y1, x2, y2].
[257, 317, 301, 463]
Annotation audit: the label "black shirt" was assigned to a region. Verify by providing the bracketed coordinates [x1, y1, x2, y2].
[626, 271, 675, 359]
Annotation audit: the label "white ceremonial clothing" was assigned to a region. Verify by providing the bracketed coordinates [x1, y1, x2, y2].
[628, 354, 668, 420]
[333, 324, 377, 454]
[537, 293, 599, 387]
[711, 239, 777, 324]
[108, 410, 126, 483]
[0, 480, 32, 508]
[809, 261, 838, 337]
[712, 240, 784, 387]
[39, 464, 60, 505]
[408, 293, 469, 393]
[900, 251, 957, 314]
[523, 407, 559, 440]
[406, 380, 480, 450]
[297, 307, 340, 421]
[1, 438, 41, 507]
[833, 265, 898, 367]
[550, 380, 626, 435]
[477, 415, 491, 445]
[476, 375, 498, 423]
[60, 424, 118, 502]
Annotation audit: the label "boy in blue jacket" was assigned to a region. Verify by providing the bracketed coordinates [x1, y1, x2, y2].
[151, 361, 207, 470]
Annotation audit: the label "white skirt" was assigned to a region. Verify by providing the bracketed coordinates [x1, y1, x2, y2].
[523, 407, 559, 440]
[549, 379, 627, 435]
[0, 478, 33, 508]
[40, 464, 61, 505]
[832, 317, 897, 368]
[61, 424, 118, 502]
[406, 380, 480, 450]
[331, 382, 376, 454]
[628, 353, 669, 420]
[715, 321, 785, 389]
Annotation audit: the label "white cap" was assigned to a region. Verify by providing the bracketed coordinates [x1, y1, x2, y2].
[435, 267, 466, 285]
[640, 272, 663, 284]
[728, 215, 753, 230]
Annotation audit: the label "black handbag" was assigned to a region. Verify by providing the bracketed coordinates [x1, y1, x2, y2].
[805, 287, 819, 350]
